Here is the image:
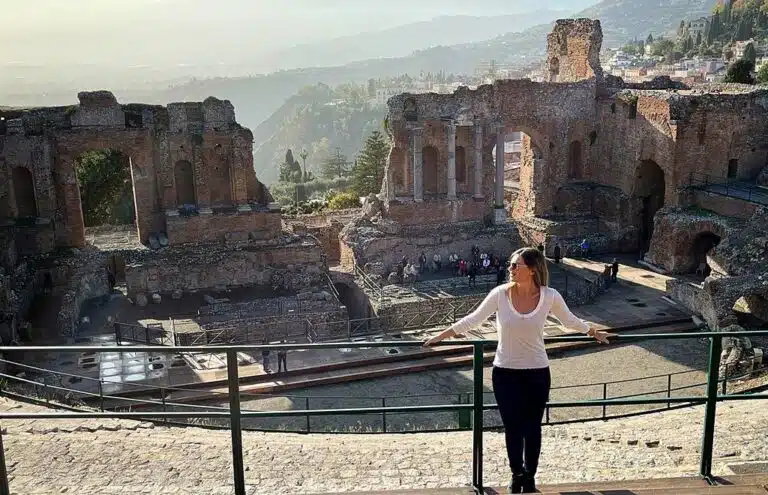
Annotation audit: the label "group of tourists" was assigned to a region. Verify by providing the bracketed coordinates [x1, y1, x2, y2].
[396, 245, 511, 286]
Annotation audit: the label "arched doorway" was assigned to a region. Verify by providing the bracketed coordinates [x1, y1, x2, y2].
[422, 146, 439, 195]
[690, 232, 721, 276]
[75, 150, 135, 227]
[12, 167, 37, 218]
[634, 160, 665, 252]
[568, 141, 583, 179]
[174, 160, 196, 206]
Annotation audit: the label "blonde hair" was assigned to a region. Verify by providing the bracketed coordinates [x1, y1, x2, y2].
[510, 247, 549, 287]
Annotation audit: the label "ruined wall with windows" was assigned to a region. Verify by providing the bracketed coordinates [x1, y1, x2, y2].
[0, 91, 275, 250]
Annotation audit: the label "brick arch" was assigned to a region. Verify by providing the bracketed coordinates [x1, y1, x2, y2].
[12, 166, 37, 217]
[174, 160, 196, 206]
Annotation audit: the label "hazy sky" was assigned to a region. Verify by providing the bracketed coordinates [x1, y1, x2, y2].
[3, 0, 593, 67]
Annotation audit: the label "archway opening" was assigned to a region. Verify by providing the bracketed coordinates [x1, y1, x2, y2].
[11, 167, 37, 218]
[174, 160, 196, 207]
[727, 158, 738, 179]
[75, 149, 136, 228]
[689, 232, 721, 276]
[634, 160, 665, 252]
[334, 281, 369, 320]
[422, 145, 439, 195]
[568, 140, 583, 179]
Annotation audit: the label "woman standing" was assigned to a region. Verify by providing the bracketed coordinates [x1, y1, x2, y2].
[424, 247, 612, 493]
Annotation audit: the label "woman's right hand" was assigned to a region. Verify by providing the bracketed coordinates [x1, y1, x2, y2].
[423, 335, 443, 347]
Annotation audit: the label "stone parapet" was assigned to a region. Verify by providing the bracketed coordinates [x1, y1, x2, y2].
[165, 208, 281, 246]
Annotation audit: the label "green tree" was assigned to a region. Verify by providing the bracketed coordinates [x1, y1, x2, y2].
[678, 20, 687, 36]
[279, 148, 303, 183]
[744, 42, 758, 63]
[320, 147, 351, 179]
[757, 63, 768, 83]
[724, 59, 756, 83]
[75, 150, 134, 227]
[647, 33, 654, 44]
[351, 130, 389, 197]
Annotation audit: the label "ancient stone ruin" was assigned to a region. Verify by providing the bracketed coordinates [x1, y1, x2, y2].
[341, 18, 768, 334]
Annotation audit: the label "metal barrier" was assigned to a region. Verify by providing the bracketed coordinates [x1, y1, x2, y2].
[689, 171, 768, 205]
[1, 330, 767, 494]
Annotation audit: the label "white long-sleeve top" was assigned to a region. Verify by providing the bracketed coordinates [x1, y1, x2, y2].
[448, 283, 590, 369]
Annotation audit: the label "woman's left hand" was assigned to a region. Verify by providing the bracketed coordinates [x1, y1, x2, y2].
[591, 329, 615, 344]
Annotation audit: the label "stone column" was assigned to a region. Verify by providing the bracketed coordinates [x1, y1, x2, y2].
[473, 122, 484, 199]
[494, 124, 507, 224]
[411, 128, 423, 202]
[446, 121, 457, 200]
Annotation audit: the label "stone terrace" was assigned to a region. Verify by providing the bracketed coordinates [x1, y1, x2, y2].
[2, 396, 767, 494]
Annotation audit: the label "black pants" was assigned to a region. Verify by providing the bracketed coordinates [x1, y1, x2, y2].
[277, 354, 287, 372]
[492, 366, 551, 477]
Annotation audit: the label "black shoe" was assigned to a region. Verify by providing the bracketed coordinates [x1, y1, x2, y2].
[508, 473, 524, 493]
[521, 473, 537, 493]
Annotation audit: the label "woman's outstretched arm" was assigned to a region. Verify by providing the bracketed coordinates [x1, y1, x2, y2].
[550, 288, 613, 344]
[424, 286, 501, 346]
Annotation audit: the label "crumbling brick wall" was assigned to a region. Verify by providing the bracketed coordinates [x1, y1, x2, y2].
[0, 92, 273, 250]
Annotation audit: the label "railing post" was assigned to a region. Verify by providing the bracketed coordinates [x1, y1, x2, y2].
[99, 380, 105, 412]
[0, 428, 9, 495]
[721, 363, 728, 396]
[381, 398, 387, 433]
[226, 350, 246, 495]
[699, 334, 722, 480]
[601, 382, 607, 420]
[471, 342, 484, 492]
[305, 397, 311, 433]
[667, 374, 672, 409]
[160, 388, 167, 424]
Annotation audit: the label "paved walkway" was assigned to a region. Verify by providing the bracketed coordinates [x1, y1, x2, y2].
[2, 396, 767, 494]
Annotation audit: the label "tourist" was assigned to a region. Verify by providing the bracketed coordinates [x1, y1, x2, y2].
[579, 239, 589, 258]
[482, 255, 491, 273]
[277, 340, 288, 373]
[468, 262, 477, 287]
[496, 262, 507, 286]
[553, 243, 562, 264]
[433, 253, 442, 272]
[261, 341, 272, 374]
[611, 258, 619, 282]
[423, 247, 613, 493]
[419, 252, 427, 273]
[471, 245, 480, 264]
[458, 258, 467, 277]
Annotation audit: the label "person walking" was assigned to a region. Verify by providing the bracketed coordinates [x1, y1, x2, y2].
[261, 340, 272, 374]
[424, 247, 612, 493]
[553, 243, 561, 264]
[611, 258, 619, 282]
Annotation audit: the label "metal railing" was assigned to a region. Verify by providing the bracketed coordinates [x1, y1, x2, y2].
[689, 171, 768, 205]
[3, 355, 763, 434]
[0, 330, 767, 494]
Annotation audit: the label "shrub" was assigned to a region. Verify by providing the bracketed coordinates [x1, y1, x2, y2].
[327, 192, 361, 210]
